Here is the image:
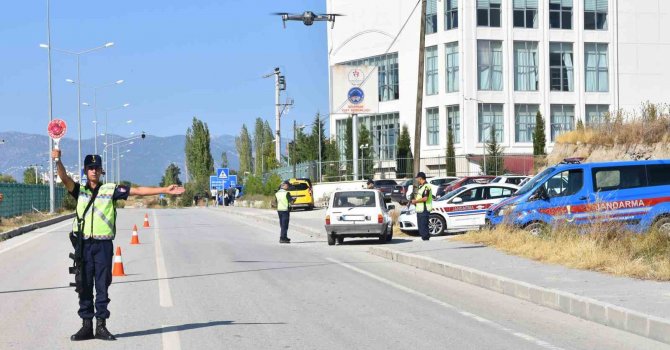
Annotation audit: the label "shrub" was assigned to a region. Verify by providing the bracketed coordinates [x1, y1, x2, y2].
[264, 173, 282, 196]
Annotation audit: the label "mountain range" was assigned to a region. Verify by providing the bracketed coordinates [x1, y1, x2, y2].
[0, 132, 240, 185]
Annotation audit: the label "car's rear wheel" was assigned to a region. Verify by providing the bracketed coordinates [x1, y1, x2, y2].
[428, 214, 446, 236]
[525, 222, 549, 237]
[385, 225, 393, 242]
[337, 236, 344, 244]
[378, 227, 388, 244]
[652, 217, 670, 236]
[327, 234, 336, 246]
[306, 205, 314, 211]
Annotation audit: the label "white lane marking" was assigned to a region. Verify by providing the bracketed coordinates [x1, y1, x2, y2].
[154, 210, 174, 307]
[161, 324, 182, 350]
[326, 257, 565, 350]
[0, 221, 71, 255]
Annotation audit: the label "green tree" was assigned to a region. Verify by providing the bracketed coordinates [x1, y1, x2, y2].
[185, 117, 214, 194]
[344, 117, 353, 176]
[262, 121, 277, 171]
[235, 124, 253, 180]
[323, 138, 341, 181]
[532, 111, 547, 157]
[483, 125, 505, 175]
[576, 118, 584, 131]
[396, 125, 413, 178]
[0, 173, 17, 183]
[310, 113, 326, 180]
[243, 175, 264, 195]
[220, 151, 228, 168]
[252, 118, 265, 175]
[160, 163, 182, 187]
[446, 127, 456, 177]
[358, 123, 373, 178]
[23, 167, 41, 184]
[264, 173, 282, 196]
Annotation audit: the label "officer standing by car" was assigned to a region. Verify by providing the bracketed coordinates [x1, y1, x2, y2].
[275, 181, 294, 244]
[52, 149, 184, 341]
[410, 172, 433, 241]
[366, 179, 375, 189]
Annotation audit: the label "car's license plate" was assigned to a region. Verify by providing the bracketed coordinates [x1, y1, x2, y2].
[340, 215, 365, 221]
[393, 190, 399, 193]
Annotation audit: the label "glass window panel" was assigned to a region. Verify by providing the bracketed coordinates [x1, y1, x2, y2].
[585, 104, 609, 126]
[445, 0, 458, 30]
[426, 0, 438, 34]
[478, 40, 503, 91]
[515, 104, 539, 142]
[550, 104, 575, 141]
[342, 53, 399, 102]
[514, 41, 539, 91]
[445, 42, 459, 92]
[585, 43, 608, 92]
[549, 42, 574, 91]
[425, 46, 439, 95]
[478, 103, 504, 142]
[446, 105, 461, 144]
[426, 107, 440, 146]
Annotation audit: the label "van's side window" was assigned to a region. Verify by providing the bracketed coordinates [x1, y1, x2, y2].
[457, 188, 485, 202]
[544, 169, 583, 198]
[592, 166, 646, 192]
[646, 164, 670, 186]
[487, 187, 514, 199]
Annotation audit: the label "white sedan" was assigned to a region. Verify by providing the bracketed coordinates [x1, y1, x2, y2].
[398, 183, 518, 236]
[324, 189, 395, 245]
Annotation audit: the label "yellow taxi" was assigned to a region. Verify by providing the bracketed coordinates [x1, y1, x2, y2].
[287, 178, 314, 211]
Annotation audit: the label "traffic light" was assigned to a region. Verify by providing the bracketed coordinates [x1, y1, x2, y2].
[141, 132, 146, 139]
[278, 75, 286, 90]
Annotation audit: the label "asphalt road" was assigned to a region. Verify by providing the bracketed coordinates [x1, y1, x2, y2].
[0, 207, 667, 350]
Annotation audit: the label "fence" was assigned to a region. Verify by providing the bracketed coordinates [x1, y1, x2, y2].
[0, 183, 68, 218]
[267, 155, 547, 182]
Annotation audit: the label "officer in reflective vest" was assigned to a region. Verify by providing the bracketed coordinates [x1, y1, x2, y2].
[410, 172, 433, 241]
[52, 149, 185, 342]
[275, 180, 294, 244]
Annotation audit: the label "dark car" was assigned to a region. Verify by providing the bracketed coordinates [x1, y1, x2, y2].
[372, 179, 398, 202]
[391, 179, 414, 204]
[435, 176, 495, 198]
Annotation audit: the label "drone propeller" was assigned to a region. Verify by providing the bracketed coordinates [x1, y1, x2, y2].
[320, 13, 345, 17]
[271, 12, 289, 28]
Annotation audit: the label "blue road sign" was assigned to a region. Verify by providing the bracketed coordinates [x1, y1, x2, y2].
[216, 168, 229, 180]
[229, 175, 237, 188]
[210, 175, 224, 190]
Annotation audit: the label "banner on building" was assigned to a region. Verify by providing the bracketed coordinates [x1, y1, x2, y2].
[331, 65, 379, 115]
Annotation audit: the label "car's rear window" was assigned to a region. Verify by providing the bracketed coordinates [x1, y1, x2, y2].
[375, 180, 397, 186]
[333, 192, 376, 208]
[289, 183, 309, 191]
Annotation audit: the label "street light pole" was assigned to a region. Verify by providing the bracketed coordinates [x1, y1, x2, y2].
[292, 120, 297, 178]
[46, 0, 55, 214]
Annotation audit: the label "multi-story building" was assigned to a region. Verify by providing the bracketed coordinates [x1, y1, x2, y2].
[327, 0, 670, 174]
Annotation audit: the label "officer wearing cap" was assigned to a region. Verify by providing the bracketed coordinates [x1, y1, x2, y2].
[52, 149, 184, 341]
[366, 179, 375, 189]
[275, 180, 295, 244]
[410, 172, 433, 241]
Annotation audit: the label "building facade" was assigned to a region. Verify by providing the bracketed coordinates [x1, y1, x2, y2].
[327, 0, 670, 173]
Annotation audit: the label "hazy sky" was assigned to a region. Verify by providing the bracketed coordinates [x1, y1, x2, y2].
[0, 0, 329, 140]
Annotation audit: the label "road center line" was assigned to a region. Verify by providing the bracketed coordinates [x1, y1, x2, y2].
[161, 324, 182, 350]
[0, 221, 71, 255]
[154, 210, 174, 307]
[326, 257, 565, 350]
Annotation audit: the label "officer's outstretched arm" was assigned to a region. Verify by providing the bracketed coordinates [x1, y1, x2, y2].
[129, 184, 185, 197]
[51, 150, 75, 193]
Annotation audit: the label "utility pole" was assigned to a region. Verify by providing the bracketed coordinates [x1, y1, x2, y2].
[352, 114, 358, 180]
[292, 119, 297, 178]
[46, 0, 55, 214]
[317, 112, 322, 182]
[275, 68, 282, 163]
[413, 0, 427, 178]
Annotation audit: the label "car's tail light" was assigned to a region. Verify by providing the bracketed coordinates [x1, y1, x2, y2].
[326, 215, 331, 225]
[378, 213, 383, 223]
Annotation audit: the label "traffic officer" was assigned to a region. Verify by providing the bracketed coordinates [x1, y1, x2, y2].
[52, 149, 184, 341]
[275, 181, 294, 244]
[410, 172, 433, 241]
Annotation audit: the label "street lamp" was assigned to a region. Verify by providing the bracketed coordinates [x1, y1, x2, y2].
[41, 42, 114, 183]
[78, 79, 124, 153]
[103, 120, 133, 182]
[102, 103, 130, 176]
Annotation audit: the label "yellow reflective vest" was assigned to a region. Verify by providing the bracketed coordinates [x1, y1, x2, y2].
[275, 189, 290, 211]
[72, 183, 118, 240]
[415, 183, 433, 213]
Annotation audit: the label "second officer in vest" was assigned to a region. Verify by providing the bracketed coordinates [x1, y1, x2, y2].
[275, 181, 295, 244]
[410, 172, 433, 241]
[52, 149, 184, 341]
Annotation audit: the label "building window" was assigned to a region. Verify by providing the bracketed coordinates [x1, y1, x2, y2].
[426, 107, 440, 146]
[477, 40, 503, 91]
[514, 41, 539, 91]
[550, 104, 574, 141]
[478, 103, 504, 142]
[585, 104, 609, 126]
[585, 43, 608, 92]
[425, 46, 439, 95]
[515, 104, 539, 142]
[549, 42, 574, 91]
[549, 0, 572, 29]
[585, 0, 608, 30]
[427, 0, 438, 34]
[477, 0, 501, 27]
[513, 0, 538, 28]
[342, 53, 399, 102]
[446, 105, 461, 144]
[445, 0, 458, 30]
[360, 113, 400, 161]
[445, 42, 459, 92]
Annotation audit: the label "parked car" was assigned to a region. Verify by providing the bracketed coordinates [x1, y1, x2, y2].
[287, 178, 314, 210]
[391, 179, 414, 204]
[428, 176, 459, 189]
[486, 159, 670, 236]
[371, 179, 398, 202]
[324, 189, 395, 245]
[491, 175, 531, 186]
[399, 183, 518, 236]
[435, 176, 496, 198]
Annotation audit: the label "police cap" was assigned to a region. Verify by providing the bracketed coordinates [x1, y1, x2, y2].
[415, 172, 427, 180]
[84, 155, 103, 169]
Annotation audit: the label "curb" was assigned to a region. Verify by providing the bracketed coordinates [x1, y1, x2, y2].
[0, 213, 75, 241]
[369, 246, 670, 345]
[219, 208, 324, 237]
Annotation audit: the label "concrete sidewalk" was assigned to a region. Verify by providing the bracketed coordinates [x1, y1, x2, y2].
[369, 239, 670, 345]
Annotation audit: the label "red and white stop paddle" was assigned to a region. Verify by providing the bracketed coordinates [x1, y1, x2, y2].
[47, 119, 67, 161]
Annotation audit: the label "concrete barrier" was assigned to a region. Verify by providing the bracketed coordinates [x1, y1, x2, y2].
[0, 213, 75, 241]
[369, 246, 670, 345]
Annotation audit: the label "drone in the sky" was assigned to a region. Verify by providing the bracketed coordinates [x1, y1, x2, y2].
[273, 11, 344, 29]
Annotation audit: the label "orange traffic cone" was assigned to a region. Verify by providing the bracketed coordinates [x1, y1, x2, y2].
[112, 247, 126, 277]
[143, 213, 150, 228]
[130, 224, 140, 245]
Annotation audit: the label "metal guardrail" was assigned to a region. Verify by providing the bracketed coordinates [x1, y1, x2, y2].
[0, 183, 68, 218]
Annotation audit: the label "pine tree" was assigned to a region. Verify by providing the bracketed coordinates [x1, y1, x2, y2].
[446, 126, 456, 176]
[262, 121, 277, 171]
[484, 125, 505, 175]
[576, 118, 584, 131]
[396, 125, 413, 178]
[160, 163, 182, 187]
[532, 111, 547, 156]
[252, 118, 265, 175]
[235, 124, 253, 180]
[184, 117, 214, 193]
[220, 151, 228, 168]
[344, 117, 353, 176]
[323, 138, 341, 181]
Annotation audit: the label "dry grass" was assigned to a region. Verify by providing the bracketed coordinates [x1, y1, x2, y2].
[556, 113, 670, 146]
[0, 211, 70, 235]
[454, 225, 670, 281]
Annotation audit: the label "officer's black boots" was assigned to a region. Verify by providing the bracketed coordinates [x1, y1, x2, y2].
[95, 318, 117, 341]
[280, 238, 291, 244]
[70, 319, 94, 341]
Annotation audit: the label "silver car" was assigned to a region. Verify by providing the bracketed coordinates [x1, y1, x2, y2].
[324, 189, 394, 245]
